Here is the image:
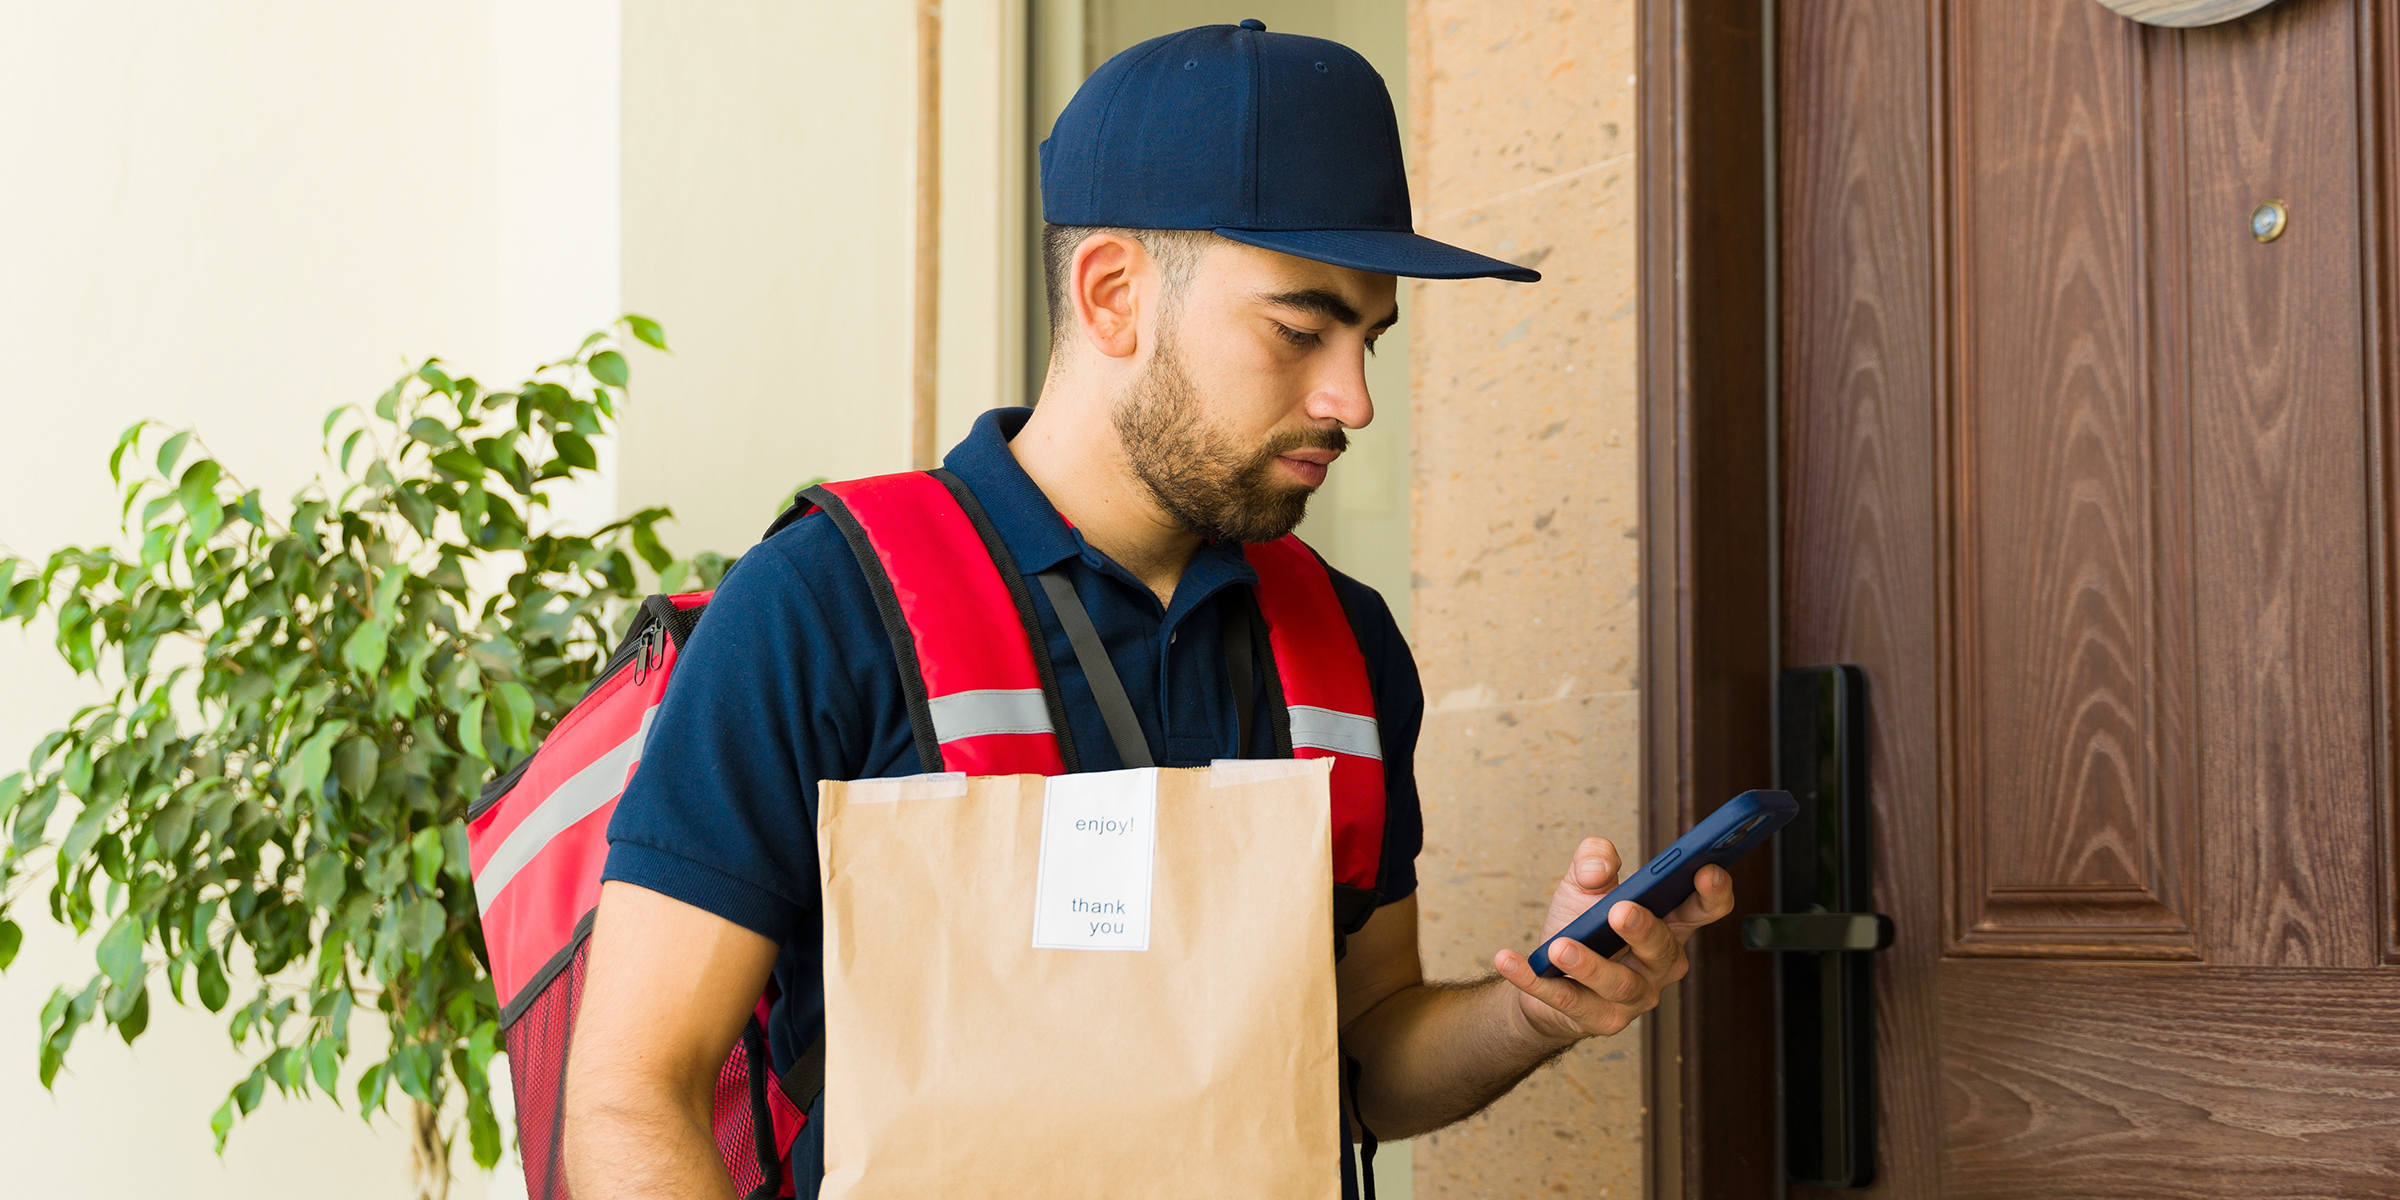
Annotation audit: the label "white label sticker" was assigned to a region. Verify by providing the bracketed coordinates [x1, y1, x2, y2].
[1031, 768, 1158, 952]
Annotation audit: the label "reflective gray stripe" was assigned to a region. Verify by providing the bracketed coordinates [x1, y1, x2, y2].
[1288, 704, 1382, 760]
[474, 708, 656, 916]
[928, 688, 1053, 742]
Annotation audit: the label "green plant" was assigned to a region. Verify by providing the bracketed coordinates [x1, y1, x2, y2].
[0, 317, 728, 1192]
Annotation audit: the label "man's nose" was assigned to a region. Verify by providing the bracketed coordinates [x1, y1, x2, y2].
[1306, 352, 1376, 431]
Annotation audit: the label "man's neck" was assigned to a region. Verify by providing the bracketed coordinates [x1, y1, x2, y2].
[1009, 381, 1202, 608]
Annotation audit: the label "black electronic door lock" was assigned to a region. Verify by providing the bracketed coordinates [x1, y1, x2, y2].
[1743, 664, 1890, 1190]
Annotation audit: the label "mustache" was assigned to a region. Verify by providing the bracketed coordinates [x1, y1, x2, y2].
[1258, 425, 1349, 458]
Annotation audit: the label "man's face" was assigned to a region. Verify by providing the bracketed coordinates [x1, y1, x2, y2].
[1112, 239, 1398, 544]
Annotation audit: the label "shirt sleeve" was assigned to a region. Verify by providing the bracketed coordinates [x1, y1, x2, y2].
[601, 517, 910, 946]
[1326, 570, 1424, 906]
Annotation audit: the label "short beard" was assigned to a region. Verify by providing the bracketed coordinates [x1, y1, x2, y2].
[1111, 334, 1347, 544]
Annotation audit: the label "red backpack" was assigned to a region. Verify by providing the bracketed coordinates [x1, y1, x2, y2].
[469, 469, 1388, 1198]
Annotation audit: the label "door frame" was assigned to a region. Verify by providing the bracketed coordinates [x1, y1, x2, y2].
[1638, 1, 1781, 1197]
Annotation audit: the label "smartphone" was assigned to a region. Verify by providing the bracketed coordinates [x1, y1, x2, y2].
[1527, 789, 1798, 977]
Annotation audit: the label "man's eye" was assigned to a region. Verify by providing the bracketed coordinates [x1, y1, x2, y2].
[1273, 322, 1321, 348]
[1364, 336, 1379, 357]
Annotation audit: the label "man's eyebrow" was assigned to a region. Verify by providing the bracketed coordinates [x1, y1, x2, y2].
[1255, 288, 1401, 331]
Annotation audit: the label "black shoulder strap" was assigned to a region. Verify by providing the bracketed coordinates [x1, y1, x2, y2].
[1221, 588, 1257, 757]
[931, 469, 1080, 774]
[1035, 569, 1153, 769]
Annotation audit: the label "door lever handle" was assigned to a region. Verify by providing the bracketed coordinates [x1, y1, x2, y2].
[1742, 912, 1893, 952]
[1752, 664, 1881, 1189]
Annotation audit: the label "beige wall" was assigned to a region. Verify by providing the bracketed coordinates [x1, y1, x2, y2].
[1407, 1, 1647, 1196]
[0, 1, 622, 1194]
[616, 2, 916, 558]
[617, 0, 1037, 560]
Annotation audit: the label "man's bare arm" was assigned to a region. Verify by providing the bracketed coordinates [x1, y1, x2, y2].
[1336, 838, 1733, 1139]
[564, 880, 780, 1200]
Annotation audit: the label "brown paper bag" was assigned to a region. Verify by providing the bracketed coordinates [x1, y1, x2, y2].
[816, 760, 1341, 1199]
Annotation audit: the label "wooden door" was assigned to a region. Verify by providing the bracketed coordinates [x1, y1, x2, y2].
[1780, 0, 2400, 1195]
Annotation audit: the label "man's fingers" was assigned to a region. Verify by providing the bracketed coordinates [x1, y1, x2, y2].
[1551, 936, 1648, 1003]
[1494, 946, 1595, 1016]
[1565, 836, 1620, 894]
[1609, 901, 1686, 984]
[1662, 864, 1737, 938]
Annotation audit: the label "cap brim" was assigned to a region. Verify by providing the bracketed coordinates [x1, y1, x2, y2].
[1212, 227, 1541, 282]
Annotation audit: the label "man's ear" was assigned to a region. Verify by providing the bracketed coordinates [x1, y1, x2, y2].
[1070, 232, 1145, 360]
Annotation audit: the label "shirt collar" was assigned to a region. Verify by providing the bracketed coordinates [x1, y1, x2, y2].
[943, 407, 1082, 574]
[941, 407, 1259, 602]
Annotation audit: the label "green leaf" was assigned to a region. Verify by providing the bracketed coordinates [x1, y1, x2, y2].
[333, 738, 379, 801]
[153, 797, 195, 856]
[442, 822, 473, 882]
[458, 696, 488, 761]
[302, 850, 347, 911]
[431, 448, 484, 480]
[409, 826, 444, 892]
[492, 682, 535, 751]
[340, 620, 388, 675]
[197, 949, 229, 1012]
[402, 897, 445, 957]
[375, 378, 405, 421]
[176, 459, 221, 522]
[62, 746, 92, 797]
[0, 918, 20, 970]
[156, 431, 192, 480]
[394, 487, 436, 537]
[59, 791, 119, 866]
[416, 363, 455, 394]
[211, 1095, 238, 1153]
[406, 418, 457, 447]
[630, 519, 673, 572]
[279, 721, 349, 803]
[339, 429, 365, 473]
[234, 1062, 267, 1114]
[96, 917, 145, 991]
[111, 422, 151, 482]
[115, 984, 149, 1043]
[356, 1061, 388, 1116]
[587, 349, 629, 387]
[624, 314, 668, 351]
[372, 565, 408, 614]
[310, 1036, 342, 1099]
[553, 431, 597, 470]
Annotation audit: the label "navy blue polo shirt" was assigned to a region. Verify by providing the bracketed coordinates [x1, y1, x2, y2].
[602, 406, 1425, 1193]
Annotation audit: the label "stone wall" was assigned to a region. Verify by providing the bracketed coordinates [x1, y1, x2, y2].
[1407, 2, 1647, 1196]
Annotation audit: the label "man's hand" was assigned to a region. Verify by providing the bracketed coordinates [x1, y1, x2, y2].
[1490, 836, 1734, 1043]
[1338, 834, 1736, 1139]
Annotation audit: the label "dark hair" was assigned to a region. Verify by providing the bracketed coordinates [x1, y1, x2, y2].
[1041, 224, 1213, 348]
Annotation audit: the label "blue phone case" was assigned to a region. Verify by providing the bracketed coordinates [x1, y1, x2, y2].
[1527, 789, 1798, 977]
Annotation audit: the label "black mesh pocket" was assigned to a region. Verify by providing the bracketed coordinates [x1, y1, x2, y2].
[501, 927, 783, 1199]
[504, 934, 589, 1200]
[712, 1018, 784, 1199]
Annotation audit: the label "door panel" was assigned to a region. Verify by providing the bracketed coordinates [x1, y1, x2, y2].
[1780, 0, 2400, 1194]
[2178, 0, 2382, 969]
[1780, 0, 1945, 1194]
[1946, 0, 2199, 959]
[1940, 963, 2400, 1197]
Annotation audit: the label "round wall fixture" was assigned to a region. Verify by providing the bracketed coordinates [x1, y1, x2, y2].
[2091, 0, 2279, 26]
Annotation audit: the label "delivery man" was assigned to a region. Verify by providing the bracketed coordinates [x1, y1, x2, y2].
[563, 20, 1734, 1199]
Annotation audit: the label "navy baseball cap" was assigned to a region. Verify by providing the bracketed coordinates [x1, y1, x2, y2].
[1039, 19, 1540, 283]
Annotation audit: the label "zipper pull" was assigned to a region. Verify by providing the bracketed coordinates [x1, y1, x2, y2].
[632, 623, 664, 685]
